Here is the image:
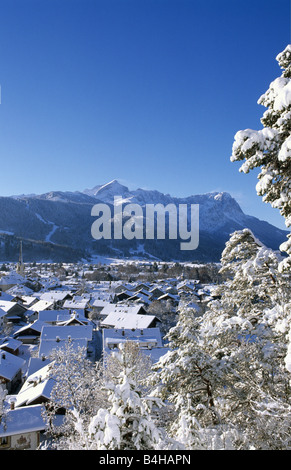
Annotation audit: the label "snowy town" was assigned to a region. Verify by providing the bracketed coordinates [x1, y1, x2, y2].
[0, 253, 219, 450]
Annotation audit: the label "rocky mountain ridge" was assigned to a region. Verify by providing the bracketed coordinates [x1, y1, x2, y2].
[0, 180, 288, 263]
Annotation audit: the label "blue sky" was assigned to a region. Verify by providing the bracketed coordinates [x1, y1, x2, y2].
[0, 0, 290, 229]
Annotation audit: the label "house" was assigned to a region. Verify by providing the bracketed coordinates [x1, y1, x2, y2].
[62, 298, 90, 315]
[114, 283, 135, 294]
[38, 324, 93, 359]
[156, 293, 179, 306]
[91, 299, 111, 315]
[0, 272, 25, 292]
[13, 320, 46, 344]
[149, 286, 165, 299]
[133, 282, 152, 292]
[14, 362, 56, 407]
[38, 309, 87, 325]
[56, 311, 91, 327]
[0, 404, 46, 450]
[115, 290, 134, 302]
[30, 299, 54, 313]
[99, 303, 147, 319]
[101, 311, 160, 329]
[20, 295, 39, 309]
[0, 337, 22, 355]
[39, 291, 73, 308]
[126, 292, 151, 305]
[0, 350, 26, 393]
[103, 328, 170, 364]
[0, 300, 27, 323]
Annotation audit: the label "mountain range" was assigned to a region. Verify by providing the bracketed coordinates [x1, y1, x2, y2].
[0, 180, 288, 263]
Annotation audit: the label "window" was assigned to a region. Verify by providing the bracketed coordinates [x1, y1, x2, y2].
[0, 435, 11, 448]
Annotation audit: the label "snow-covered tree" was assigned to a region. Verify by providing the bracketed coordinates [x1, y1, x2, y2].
[230, 45, 291, 270]
[149, 226, 291, 449]
[42, 343, 105, 449]
[88, 342, 165, 450]
[103, 339, 152, 396]
[148, 305, 225, 448]
[230, 44, 291, 379]
[201, 229, 291, 449]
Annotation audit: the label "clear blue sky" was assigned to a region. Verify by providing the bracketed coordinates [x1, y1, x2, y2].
[0, 0, 290, 229]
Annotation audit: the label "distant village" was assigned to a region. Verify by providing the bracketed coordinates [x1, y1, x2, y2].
[0, 248, 221, 450]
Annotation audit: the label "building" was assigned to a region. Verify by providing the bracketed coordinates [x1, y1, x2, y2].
[0, 404, 45, 450]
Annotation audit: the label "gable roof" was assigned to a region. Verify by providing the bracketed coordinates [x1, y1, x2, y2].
[103, 327, 163, 349]
[0, 272, 25, 286]
[100, 303, 146, 317]
[38, 309, 85, 323]
[30, 299, 54, 312]
[0, 300, 26, 314]
[38, 324, 93, 359]
[40, 291, 73, 302]
[0, 350, 25, 381]
[101, 311, 159, 329]
[63, 299, 89, 309]
[102, 328, 169, 364]
[0, 404, 46, 437]
[13, 320, 46, 338]
[0, 337, 22, 353]
[15, 362, 55, 407]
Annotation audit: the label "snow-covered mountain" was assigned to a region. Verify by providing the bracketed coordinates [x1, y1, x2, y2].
[0, 180, 288, 263]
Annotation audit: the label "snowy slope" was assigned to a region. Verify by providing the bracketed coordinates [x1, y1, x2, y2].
[0, 180, 288, 262]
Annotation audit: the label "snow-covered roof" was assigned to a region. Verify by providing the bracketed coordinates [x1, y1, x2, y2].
[91, 299, 110, 308]
[14, 320, 46, 337]
[38, 324, 93, 358]
[40, 291, 73, 302]
[0, 350, 25, 381]
[40, 324, 93, 341]
[0, 337, 22, 352]
[38, 309, 85, 323]
[0, 404, 46, 437]
[103, 327, 163, 348]
[102, 328, 169, 363]
[15, 362, 55, 407]
[0, 272, 25, 286]
[100, 303, 145, 317]
[0, 300, 20, 313]
[31, 299, 54, 312]
[20, 295, 38, 307]
[101, 312, 158, 329]
[63, 299, 89, 309]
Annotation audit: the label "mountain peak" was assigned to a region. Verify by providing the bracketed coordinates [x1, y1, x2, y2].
[83, 180, 129, 199]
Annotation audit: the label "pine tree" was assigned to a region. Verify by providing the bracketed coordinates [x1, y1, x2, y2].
[148, 306, 224, 447]
[230, 44, 291, 381]
[202, 230, 291, 449]
[88, 342, 164, 450]
[230, 45, 291, 270]
[42, 343, 106, 449]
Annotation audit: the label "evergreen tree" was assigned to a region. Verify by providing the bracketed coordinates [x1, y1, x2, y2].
[149, 306, 224, 447]
[230, 45, 291, 270]
[202, 230, 291, 449]
[42, 344, 106, 449]
[88, 342, 164, 450]
[230, 44, 291, 378]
